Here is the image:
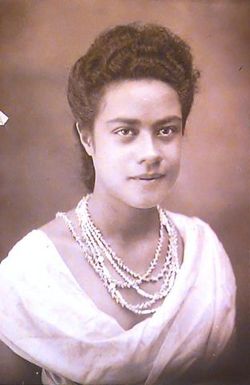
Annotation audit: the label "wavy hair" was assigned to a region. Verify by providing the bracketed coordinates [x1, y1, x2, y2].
[67, 23, 200, 191]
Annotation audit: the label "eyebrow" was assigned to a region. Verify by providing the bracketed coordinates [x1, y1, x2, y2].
[107, 116, 182, 126]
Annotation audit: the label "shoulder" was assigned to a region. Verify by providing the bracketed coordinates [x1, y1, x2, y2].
[168, 211, 237, 346]
[1, 230, 50, 273]
[0, 215, 78, 366]
[1, 207, 76, 272]
[166, 210, 236, 288]
[166, 209, 227, 255]
[0, 228, 60, 315]
[0, 228, 57, 280]
[166, 209, 209, 228]
[166, 210, 220, 242]
[0, 212, 74, 294]
[0, 209, 82, 308]
[0, 229, 54, 375]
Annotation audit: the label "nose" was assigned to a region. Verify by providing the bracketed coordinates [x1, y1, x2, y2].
[136, 132, 161, 166]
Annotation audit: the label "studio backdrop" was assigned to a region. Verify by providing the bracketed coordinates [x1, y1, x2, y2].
[0, 0, 249, 380]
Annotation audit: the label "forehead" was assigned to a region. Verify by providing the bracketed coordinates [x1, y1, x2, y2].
[96, 79, 182, 123]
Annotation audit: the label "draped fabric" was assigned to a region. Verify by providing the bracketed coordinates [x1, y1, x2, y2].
[0, 212, 236, 385]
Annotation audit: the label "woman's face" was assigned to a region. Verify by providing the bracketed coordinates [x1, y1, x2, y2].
[83, 79, 183, 209]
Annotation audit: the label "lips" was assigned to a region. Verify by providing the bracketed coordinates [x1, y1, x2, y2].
[132, 173, 165, 181]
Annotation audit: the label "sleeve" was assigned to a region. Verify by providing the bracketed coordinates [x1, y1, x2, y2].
[168, 211, 237, 360]
[0, 230, 68, 370]
[0, 230, 93, 383]
[194, 217, 237, 361]
[0, 231, 43, 364]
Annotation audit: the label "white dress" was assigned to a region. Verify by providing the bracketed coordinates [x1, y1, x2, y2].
[0, 211, 236, 385]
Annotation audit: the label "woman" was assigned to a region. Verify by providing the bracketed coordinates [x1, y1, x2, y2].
[0, 23, 236, 385]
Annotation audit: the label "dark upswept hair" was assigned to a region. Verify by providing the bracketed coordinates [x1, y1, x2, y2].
[67, 23, 200, 191]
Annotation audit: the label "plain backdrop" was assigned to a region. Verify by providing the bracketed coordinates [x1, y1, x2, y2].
[0, 0, 249, 381]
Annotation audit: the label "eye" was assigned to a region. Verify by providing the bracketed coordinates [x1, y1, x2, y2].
[157, 126, 177, 137]
[115, 127, 135, 137]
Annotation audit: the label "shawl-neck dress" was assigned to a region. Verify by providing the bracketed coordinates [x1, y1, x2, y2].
[0, 209, 236, 385]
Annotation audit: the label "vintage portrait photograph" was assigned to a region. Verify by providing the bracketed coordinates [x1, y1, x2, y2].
[0, 1, 249, 384]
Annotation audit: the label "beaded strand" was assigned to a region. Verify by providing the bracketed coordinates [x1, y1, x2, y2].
[56, 195, 179, 315]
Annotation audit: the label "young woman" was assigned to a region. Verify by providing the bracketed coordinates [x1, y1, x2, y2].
[0, 23, 236, 385]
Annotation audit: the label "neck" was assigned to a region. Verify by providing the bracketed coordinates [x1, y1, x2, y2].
[86, 192, 160, 242]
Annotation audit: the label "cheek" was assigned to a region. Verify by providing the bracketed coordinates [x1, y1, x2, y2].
[92, 144, 121, 175]
[174, 146, 182, 166]
[171, 143, 182, 176]
[163, 140, 182, 164]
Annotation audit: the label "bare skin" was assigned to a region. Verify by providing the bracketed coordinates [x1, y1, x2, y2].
[41, 206, 184, 331]
[57, 79, 185, 330]
[0, 79, 185, 382]
[0, 204, 183, 384]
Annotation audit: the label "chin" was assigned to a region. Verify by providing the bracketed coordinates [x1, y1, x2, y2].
[124, 179, 177, 209]
[126, 193, 166, 210]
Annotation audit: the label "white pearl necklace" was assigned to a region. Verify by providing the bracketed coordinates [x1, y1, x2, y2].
[57, 195, 179, 315]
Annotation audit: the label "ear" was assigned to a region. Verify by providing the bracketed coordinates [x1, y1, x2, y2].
[76, 122, 94, 157]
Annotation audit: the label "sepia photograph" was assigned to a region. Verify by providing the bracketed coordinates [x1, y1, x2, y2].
[0, 1, 249, 384]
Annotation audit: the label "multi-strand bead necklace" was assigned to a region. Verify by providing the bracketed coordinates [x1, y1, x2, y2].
[57, 195, 180, 315]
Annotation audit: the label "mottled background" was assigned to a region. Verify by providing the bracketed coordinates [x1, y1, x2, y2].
[0, 0, 249, 381]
